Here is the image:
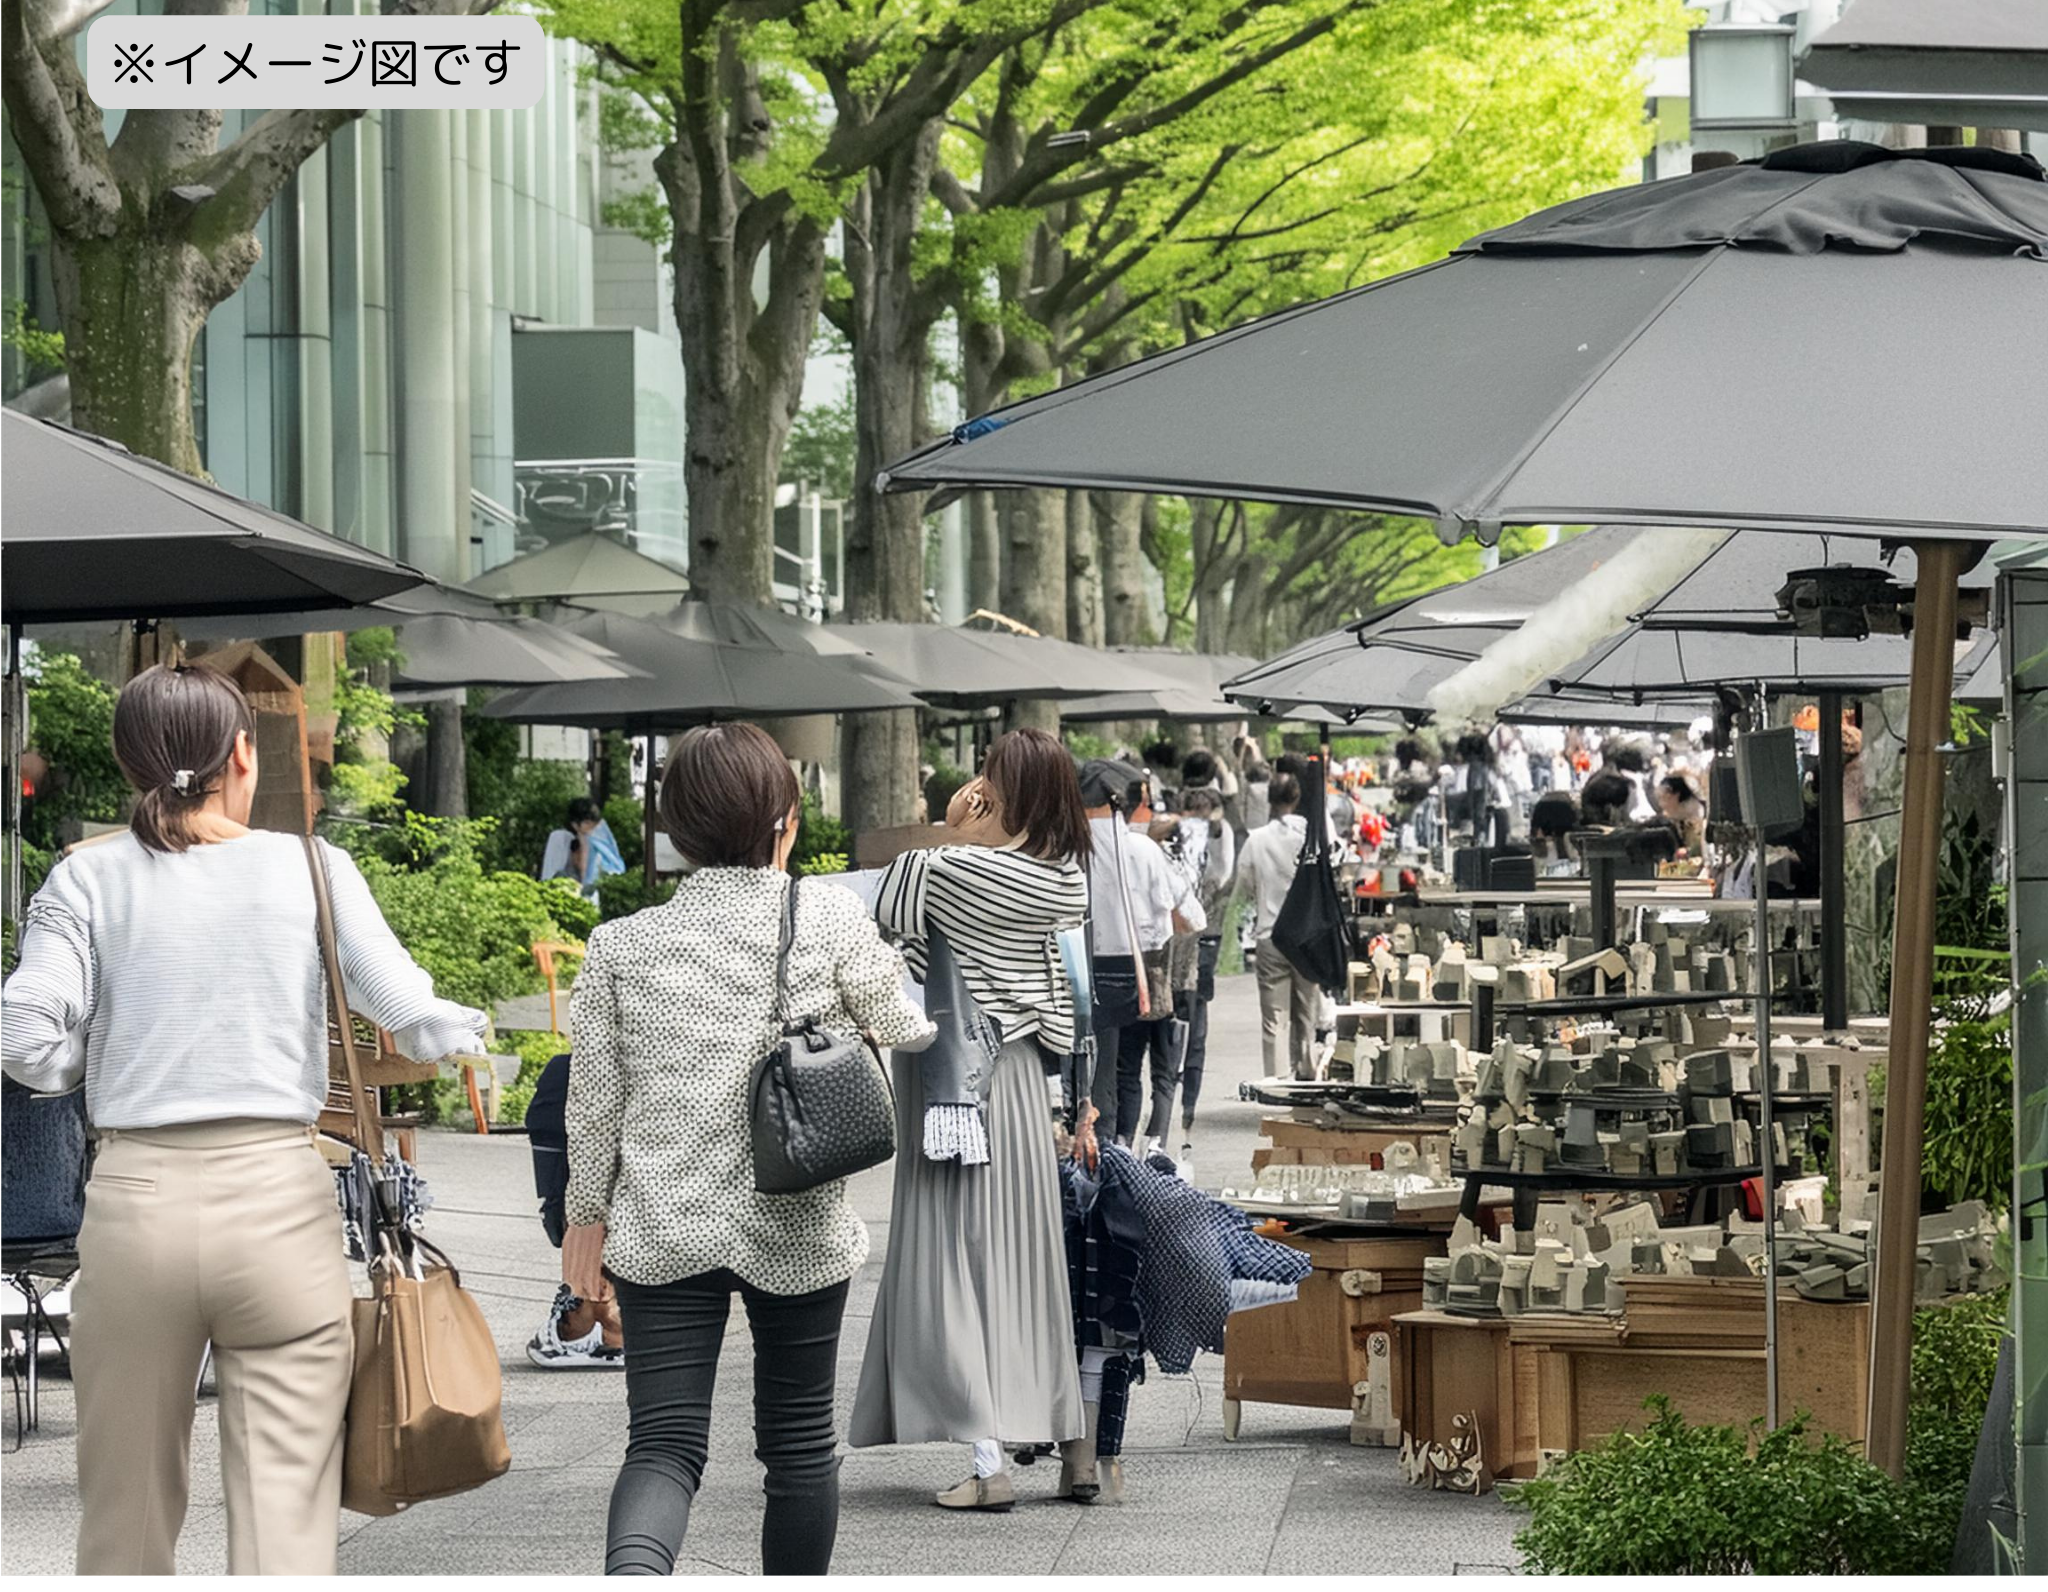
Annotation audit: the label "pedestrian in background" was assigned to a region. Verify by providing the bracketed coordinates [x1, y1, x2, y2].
[1, 663, 487, 1576]
[563, 723, 934, 1575]
[1235, 772, 1318, 1078]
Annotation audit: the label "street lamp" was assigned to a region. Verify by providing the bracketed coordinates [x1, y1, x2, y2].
[1690, 24, 1799, 130]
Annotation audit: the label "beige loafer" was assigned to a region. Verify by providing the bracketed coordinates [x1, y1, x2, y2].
[934, 1472, 1017, 1512]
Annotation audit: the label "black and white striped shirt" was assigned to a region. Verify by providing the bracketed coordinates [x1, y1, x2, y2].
[875, 843, 1088, 1055]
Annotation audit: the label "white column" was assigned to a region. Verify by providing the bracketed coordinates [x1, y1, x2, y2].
[394, 109, 467, 580]
[359, 108, 395, 558]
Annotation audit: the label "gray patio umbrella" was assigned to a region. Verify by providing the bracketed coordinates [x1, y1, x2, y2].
[1, 412, 425, 624]
[1222, 526, 1670, 719]
[467, 531, 691, 616]
[482, 609, 920, 729]
[1056, 646, 1270, 722]
[818, 621, 1185, 708]
[177, 583, 646, 687]
[483, 609, 922, 889]
[1800, 0, 2048, 133]
[882, 144, 2048, 545]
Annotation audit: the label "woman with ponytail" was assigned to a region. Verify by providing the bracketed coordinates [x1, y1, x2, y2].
[0, 662, 488, 1575]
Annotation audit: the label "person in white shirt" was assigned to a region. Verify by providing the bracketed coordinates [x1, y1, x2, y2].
[1, 663, 486, 1576]
[1076, 762, 1202, 1143]
[1166, 787, 1232, 1132]
[1234, 772, 1317, 1078]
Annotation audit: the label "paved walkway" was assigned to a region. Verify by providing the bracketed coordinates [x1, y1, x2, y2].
[0, 976, 1522, 1576]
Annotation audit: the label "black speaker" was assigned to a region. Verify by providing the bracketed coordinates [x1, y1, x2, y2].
[1737, 727, 1806, 837]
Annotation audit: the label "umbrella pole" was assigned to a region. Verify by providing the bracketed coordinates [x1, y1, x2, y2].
[1751, 685, 1779, 1432]
[6, 621, 22, 926]
[1865, 538, 1965, 1480]
[1818, 690, 1848, 1031]
[643, 732, 658, 897]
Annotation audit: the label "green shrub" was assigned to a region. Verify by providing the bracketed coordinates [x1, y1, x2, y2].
[597, 868, 674, 922]
[347, 813, 595, 1011]
[492, 1028, 570, 1127]
[796, 851, 848, 876]
[1507, 1398, 1956, 1574]
[603, 795, 646, 872]
[792, 789, 850, 871]
[23, 648, 126, 852]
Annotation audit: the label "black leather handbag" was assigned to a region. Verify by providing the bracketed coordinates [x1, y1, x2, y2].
[750, 878, 898, 1195]
[1271, 759, 1351, 996]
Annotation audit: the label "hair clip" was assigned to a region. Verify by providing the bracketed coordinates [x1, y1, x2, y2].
[773, 817, 786, 833]
[171, 769, 195, 793]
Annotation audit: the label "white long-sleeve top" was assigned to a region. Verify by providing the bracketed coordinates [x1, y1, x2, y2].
[1235, 813, 1308, 940]
[1, 831, 486, 1129]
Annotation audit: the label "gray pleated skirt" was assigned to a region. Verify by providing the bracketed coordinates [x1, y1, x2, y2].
[849, 1035, 1085, 1449]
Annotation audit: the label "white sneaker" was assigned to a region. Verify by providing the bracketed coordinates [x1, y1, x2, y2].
[526, 1283, 625, 1370]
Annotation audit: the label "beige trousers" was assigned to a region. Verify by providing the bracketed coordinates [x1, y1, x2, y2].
[1254, 937, 1319, 1079]
[71, 1119, 354, 1576]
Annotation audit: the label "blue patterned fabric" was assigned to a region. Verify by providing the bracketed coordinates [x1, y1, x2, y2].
[1091, 1143, 1310, 1375]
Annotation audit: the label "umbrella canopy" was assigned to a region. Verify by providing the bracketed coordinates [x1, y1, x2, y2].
[661, 599, 871, 658]
[1056, 645, 1266, 720]
[881, 144, 2048, 544]
[480, 609, 921, 729]
[1538, 533, 2005, 700]
[818, 621, 1185, 707]
[1800, 0, 2048, 133]
[2, 413, 425, 624]
[174, 582, 645, 687]
[467, 531, 690, 616]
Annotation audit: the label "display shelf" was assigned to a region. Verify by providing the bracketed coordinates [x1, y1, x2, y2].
[1498, 989, 1775, 1018]
[1450, 1163, 1765, 1192]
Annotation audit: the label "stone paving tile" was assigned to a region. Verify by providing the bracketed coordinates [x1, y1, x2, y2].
[3, 976, 1521, 1576]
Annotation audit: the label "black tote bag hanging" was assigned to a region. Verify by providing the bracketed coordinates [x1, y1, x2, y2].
[1270, 755, 1350, 995]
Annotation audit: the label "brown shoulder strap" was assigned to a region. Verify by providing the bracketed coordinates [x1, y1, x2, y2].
[304, 834, 384, 1166]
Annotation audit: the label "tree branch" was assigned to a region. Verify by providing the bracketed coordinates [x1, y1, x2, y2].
[194, 106, 359, 248]
[2, 0, 120, 235]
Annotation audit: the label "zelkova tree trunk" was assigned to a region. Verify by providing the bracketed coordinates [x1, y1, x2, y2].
[1000, 489, 1067, 734]
[1067, 488, 1104, 648]
[1096, 490, 1151, 646]
[1191, 500, 1235, 656]
[59, 232, 221, 475]
[680, 382, 786, 601]
[840, 123, 945, 835]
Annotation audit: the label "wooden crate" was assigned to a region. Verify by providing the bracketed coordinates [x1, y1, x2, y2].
[1511, 1295, 1871, 1458]
[1391, 1310, 1543, 1492]
[1221, 1233, 1442, 1435]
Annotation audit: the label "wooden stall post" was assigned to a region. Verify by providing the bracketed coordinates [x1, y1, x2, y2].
[1865, 539, 1964, 1479]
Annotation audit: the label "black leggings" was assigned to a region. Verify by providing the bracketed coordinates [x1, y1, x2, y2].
[605, 1269, 848, 1576]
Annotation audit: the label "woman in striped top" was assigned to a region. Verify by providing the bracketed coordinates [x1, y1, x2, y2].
[0, 664, 485, 1574]
[849, 729, 1092, 1512]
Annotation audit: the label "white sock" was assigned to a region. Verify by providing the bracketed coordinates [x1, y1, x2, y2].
[972, 1439, 1005, 1479]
